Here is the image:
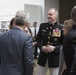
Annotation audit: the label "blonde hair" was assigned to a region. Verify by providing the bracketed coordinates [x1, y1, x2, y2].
[63, 19, 73, 30]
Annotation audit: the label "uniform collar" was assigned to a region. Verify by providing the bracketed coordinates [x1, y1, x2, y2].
[49, 22, 57, 26]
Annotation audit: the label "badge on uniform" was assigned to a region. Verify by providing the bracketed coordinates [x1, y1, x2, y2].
[49, 32, 51, 36]
[42, 30, 46, 32]
[54, 38, 57, 41]
[52, 28, 61, 37]
[50, 27, 52, 29]
[47, 41, 50, 45]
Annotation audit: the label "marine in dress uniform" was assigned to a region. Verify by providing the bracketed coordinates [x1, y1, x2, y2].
[36, 8, 64, 75]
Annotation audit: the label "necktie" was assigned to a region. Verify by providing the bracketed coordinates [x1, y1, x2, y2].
[34, 27, 36, 38]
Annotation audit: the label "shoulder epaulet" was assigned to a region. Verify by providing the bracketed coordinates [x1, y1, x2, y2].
[58, 23, 63, 27]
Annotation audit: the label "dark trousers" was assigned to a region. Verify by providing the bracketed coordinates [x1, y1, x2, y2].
[62, 68, 71, 75]
[34, 44, 38, 58]
[69, 72, 76, 75]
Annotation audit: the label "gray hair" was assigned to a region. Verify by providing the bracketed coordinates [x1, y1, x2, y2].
[71, 6, 76, 18]
[49, 8, 58, 17]
[15, 10, 29, 26]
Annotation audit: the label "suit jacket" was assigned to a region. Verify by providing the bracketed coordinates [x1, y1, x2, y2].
[37, 22, 63, 67]
[70, 51, 76, 75]
[63, 25, 76, 75]
[0, 27, 34, 75]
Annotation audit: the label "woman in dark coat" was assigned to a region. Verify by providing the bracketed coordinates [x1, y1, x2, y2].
[58, 19, 73, 75]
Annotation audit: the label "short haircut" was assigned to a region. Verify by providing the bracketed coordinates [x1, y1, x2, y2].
[34, 22, 37, 24]
[15, 10, 29, 26]
[49, 8, 58, 17]
[71, 6, 76, 19]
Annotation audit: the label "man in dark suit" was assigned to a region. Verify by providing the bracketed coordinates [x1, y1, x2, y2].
[36, 8, 63, 75]
[63, 6, 76, 75]
[0, 10, 34, 75]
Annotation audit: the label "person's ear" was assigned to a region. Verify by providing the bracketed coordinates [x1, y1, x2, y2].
[25, 21, 28, 27]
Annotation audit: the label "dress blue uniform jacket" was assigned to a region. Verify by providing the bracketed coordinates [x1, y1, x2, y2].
[37, 22, 63, 68]
[0, 27, 34, 75]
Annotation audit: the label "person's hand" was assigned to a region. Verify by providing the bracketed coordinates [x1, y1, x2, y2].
[42, 46, 48, 53]
[46, 45, 55, 53]
[33, 42, 37, 45]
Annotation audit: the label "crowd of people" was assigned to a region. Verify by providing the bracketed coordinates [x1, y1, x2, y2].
[0, 5, 76, 75]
